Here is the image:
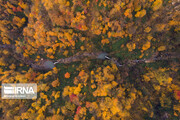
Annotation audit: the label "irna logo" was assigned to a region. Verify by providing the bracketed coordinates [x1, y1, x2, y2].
[2, 83, 37, 99]
[4, 86, 35, 94]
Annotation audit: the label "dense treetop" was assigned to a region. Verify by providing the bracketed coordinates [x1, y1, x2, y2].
[0, 0, 179, 119]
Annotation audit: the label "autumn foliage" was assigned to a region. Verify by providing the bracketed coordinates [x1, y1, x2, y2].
[0, 0, 180, 120]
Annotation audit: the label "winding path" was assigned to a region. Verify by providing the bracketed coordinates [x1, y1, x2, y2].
[1, 44, 179, 71]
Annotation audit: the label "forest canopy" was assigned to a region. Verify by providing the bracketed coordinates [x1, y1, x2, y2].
[0, 0, 180, 120]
